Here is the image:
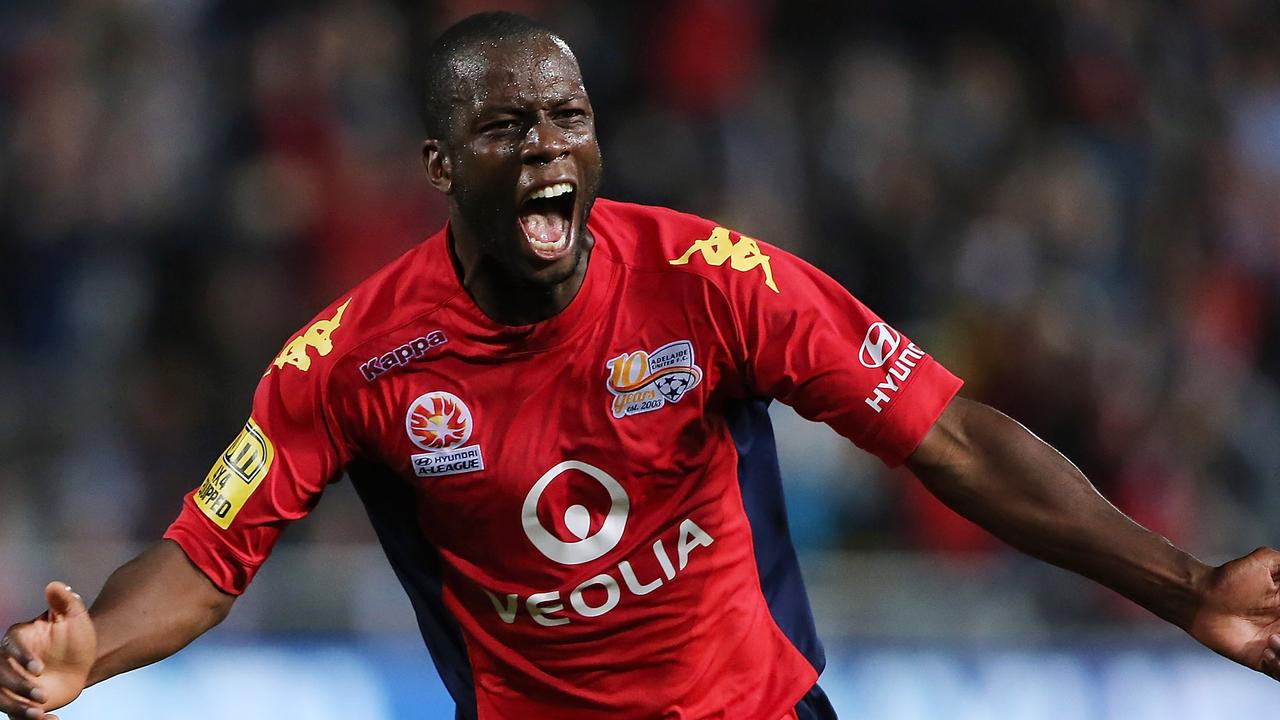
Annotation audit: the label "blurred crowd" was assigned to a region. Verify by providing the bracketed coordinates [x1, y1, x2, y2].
[2, 0, 1279, 633]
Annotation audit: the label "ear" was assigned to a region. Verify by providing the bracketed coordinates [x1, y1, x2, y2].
[422, 139, 453, 194]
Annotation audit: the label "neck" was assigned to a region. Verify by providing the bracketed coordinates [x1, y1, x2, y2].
[448, 222, 592, 326]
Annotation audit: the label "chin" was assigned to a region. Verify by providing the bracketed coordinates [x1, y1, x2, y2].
[522, 243, 584, 288]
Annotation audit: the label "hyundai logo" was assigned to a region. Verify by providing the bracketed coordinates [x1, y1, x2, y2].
[858, 322, 902, 368]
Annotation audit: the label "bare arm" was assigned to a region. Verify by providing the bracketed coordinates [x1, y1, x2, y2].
[1, 540, 234, 718]
[907, 396, 1280, 676]
[87, 540, 234, 685]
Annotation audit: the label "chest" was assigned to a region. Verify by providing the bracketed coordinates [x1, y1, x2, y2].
[343, 290, 741, 556]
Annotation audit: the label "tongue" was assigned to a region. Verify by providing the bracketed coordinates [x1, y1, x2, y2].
[520, 211, 567, 247]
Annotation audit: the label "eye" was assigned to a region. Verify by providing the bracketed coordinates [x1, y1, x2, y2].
[482, 118, 521, 135]
[554, 108, 588, 125]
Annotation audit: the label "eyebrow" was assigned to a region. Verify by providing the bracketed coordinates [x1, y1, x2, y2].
[549, 94, 587, 107]
[476, 103, 526, 116]
[476, 93, 586, 116]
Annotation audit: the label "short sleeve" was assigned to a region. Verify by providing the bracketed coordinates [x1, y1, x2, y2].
[164, 300, 354, 595]
[675, 226, 962, 465]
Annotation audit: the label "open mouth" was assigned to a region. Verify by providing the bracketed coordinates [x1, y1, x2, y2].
[518, 182, 576, 260]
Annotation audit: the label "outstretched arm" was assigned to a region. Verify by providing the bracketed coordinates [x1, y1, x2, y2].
[1, 540, 234, 719]
[86, 540, 234, 685]
[907, 396, 1280, 678]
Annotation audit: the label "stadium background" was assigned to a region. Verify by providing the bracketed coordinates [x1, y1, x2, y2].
[2, 0, 1279, 716]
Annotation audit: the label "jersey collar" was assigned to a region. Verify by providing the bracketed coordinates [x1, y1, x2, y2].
[427, 219, 617, 354]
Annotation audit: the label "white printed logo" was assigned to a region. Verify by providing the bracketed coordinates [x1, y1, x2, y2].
[864, 342, 928, 414]
[858, 322, 902, 368]
[521, 460, 629, 565]
[484, 460, 716, 628]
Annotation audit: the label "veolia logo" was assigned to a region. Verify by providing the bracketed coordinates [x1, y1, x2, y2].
[858, 322, 902, 368]
[521, 460, 630, 565]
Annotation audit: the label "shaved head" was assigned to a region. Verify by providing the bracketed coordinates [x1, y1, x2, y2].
[420, 11, 569, 140]
[418, 11, 602, 308]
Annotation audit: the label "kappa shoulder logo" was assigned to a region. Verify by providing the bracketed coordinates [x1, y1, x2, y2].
[669, 226, 779, 293]
[195, 418, 275, 530]
[268, 298, 352, 374]
[605, 340, 704, 419]
[405, 391, 485, 478]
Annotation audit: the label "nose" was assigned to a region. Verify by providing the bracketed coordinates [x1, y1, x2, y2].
[520, 113, 570, 165]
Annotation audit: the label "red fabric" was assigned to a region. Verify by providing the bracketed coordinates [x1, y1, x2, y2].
[646, 0, 764, 112]
[165, 199, 961, 718]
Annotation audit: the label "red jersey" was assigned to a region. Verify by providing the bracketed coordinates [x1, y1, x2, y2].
[165, 199, 962, 719]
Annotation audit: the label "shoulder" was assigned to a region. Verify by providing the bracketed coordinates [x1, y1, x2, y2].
[589, 198, 720, 269]
[263, 229, 456, 391]
[590, 198, 782, 298]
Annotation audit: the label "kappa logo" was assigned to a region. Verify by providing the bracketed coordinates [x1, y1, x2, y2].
[605, 340, 704, 419]
[361, 330, 447, 382]
[669, 226, 779, 293]
[406, 391, 485, 478]
[858, 322, 902, 368]
[268, 298, 352, 374]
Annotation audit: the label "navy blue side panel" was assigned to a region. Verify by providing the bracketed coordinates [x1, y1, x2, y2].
[347, 459, 477, 720]
[726, 398, 838, 719]
[795, 683, 839, 720]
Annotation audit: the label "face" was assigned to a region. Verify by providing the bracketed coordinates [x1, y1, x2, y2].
[427, 34, 603, 288]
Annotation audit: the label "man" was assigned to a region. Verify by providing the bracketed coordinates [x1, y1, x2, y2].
[3, 11, 1279, 720]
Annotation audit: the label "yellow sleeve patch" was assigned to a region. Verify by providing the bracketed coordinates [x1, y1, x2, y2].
[194, 418, 275, 530]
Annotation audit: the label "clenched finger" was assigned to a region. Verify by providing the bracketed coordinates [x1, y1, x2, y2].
[1260, 648, 1280, 680]
[0, 685, 42, 719]
[0, 634, 41, 676]
[0, 661, 44, 706]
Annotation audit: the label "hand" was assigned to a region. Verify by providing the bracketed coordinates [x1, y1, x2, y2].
[1, 583, 96, 720]
[1188, 547, 1280, 680]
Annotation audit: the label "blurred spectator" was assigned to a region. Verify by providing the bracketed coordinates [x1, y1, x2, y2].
[3, 0, 1279, 635]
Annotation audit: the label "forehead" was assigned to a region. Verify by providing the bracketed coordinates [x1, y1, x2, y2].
[449, 34, 585, 111]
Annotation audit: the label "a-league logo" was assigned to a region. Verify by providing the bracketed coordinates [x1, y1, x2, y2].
[406, 391, 473, 451]
[405, 391, 485, 478]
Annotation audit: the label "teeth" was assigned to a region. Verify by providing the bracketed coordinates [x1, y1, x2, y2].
[528, 182, 574, 200]
[529, 235, 569, 253]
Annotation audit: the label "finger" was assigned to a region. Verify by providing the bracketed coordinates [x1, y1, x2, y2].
[1269, 634, 1280, 653]
[0, 660, 44, 705]
[1268, 553, 1280, 584]
[0, 687, 41, 719]
[0, 636, 40, 676]
[42, 583, 85, 622]
[1261, 648, 1280, 680]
